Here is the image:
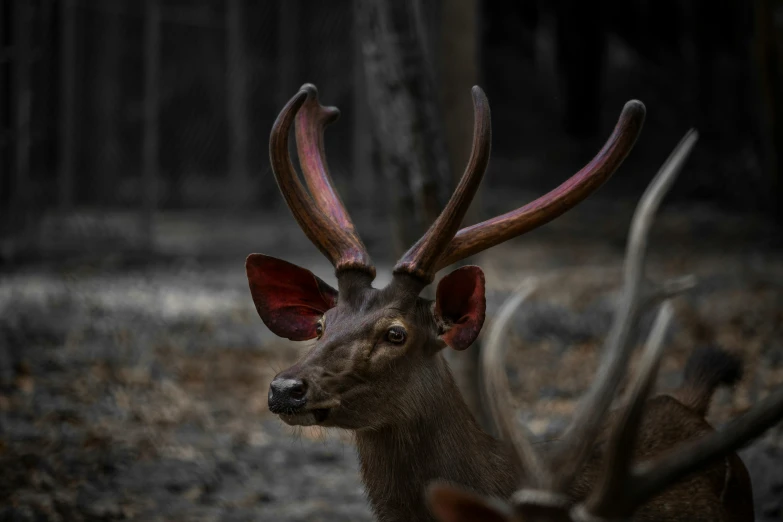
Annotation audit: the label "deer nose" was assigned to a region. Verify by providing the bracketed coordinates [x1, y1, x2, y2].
[268, 378, 308, 413]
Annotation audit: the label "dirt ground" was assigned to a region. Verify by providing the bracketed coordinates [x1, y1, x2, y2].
[1, 196, 782, 521]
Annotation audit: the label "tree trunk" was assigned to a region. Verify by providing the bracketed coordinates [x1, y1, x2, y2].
[143, 0, 160, 250]
[352, 11, 375, 217]
[11, 0, 33, 257]
[277, 0, 300, 109]
[226, 0, 250, 206]
[59, 0, 76, 211]
[1, 3, 12, 245]
[753, 0, 783, 220]
[92, 1, 122, 205]
[354, 0, 450, 259]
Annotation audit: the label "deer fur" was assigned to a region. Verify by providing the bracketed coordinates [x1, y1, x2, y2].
[262, 269, 518, 521]
[355, 356, 515, 522]
[567, 347, 754, 522]
[428, 351, 756, 522]
[261, 266, 753, 521]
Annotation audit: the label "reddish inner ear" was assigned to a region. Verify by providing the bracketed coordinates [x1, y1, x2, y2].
[434, 265, 486, 351]
[246, 254, 338, 341]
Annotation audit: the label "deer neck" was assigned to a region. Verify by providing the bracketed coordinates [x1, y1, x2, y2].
[354, 354, 516, 522]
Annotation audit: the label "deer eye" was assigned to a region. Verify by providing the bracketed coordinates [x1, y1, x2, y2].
[316, 319, 324, 339]
[385, 326, 407, 344]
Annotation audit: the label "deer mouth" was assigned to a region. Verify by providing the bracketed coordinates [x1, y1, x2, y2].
[279, 407, 331, 426]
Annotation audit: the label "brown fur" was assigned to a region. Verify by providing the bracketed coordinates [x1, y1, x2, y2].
[269, 272, 517, 522]
[671, 346, 743, 417]
[428, 378, 754, 522]
[562, 347, 753, 521]
[570, 394, 754, 522]
[272, 270, 753, 522]
[355, 357, 515, 522]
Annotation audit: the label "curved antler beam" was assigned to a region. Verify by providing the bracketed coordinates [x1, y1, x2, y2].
[552, 129, 698, 492]
[295, 83, 358, 232]
[270, 87, 375, 277]
[481, 279, 549, 488]
[393, 86, 492, 283]
[435, 100, 646, 271]
[582, 301, 674, 519]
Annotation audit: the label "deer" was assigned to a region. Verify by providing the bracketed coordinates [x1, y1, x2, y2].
[252, 79, 783, 521]
[253, 82, 643, 521]
[427, 132, 783, 522]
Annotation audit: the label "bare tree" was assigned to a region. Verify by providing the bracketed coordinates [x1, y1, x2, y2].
[753, 0, 783, 220]
[277, 0, 300, 110]
[59, 0, 76, 211]
[226, 0, 250, 205]
[352, 11, 375, 212]
[143, 0, 161, 250]
[94, 0, 122, 204]
[9, 1, 33, 257]
[354, 0, 451, 257]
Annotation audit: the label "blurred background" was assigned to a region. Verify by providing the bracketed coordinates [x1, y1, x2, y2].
[1, 0, 783, 521]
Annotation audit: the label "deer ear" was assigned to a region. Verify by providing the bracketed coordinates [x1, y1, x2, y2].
[428, 483, 511, 522]
[246, 254, 338, 341]
[434, 266, 486, 351]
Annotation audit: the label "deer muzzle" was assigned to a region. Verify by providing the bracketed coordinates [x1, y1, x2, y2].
[268, 376, 331, 426]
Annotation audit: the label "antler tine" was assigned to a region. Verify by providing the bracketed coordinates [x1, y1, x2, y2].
[270, 87, 375, 277]
[577, 302, 674, 520]
[393, 86, 491, 283]
[551, 130, 699, 492]
[295, 84, 359, 232]
[481, 279, 549, 488]
[647, 275, 697, 302]
[435, 100, 646, 272]
[625, 384, 783, 510]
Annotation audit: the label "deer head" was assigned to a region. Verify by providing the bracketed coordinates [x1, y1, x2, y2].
[427, 131, 783, 522]
[255, 83, 645, 431]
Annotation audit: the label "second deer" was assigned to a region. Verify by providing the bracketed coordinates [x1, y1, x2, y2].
[428, 133, 783, 522]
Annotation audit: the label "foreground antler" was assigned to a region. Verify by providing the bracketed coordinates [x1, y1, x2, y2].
[550, 131, 701, 492]
[483, 131, 700, 496]
[428, 131, 783, 521]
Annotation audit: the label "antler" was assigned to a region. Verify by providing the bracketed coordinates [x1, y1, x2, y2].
[480, 130, 698, 512]
[393, 86, 492, 283]
[481, 279, 549, 487]
[270, 85, 374, 277]
[550, 130, 699, 492]
[433, 100, 647, 272]
[435, 128, 783, 521]
[577, 301, 675, 520]
[295, 84, 357, 232]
